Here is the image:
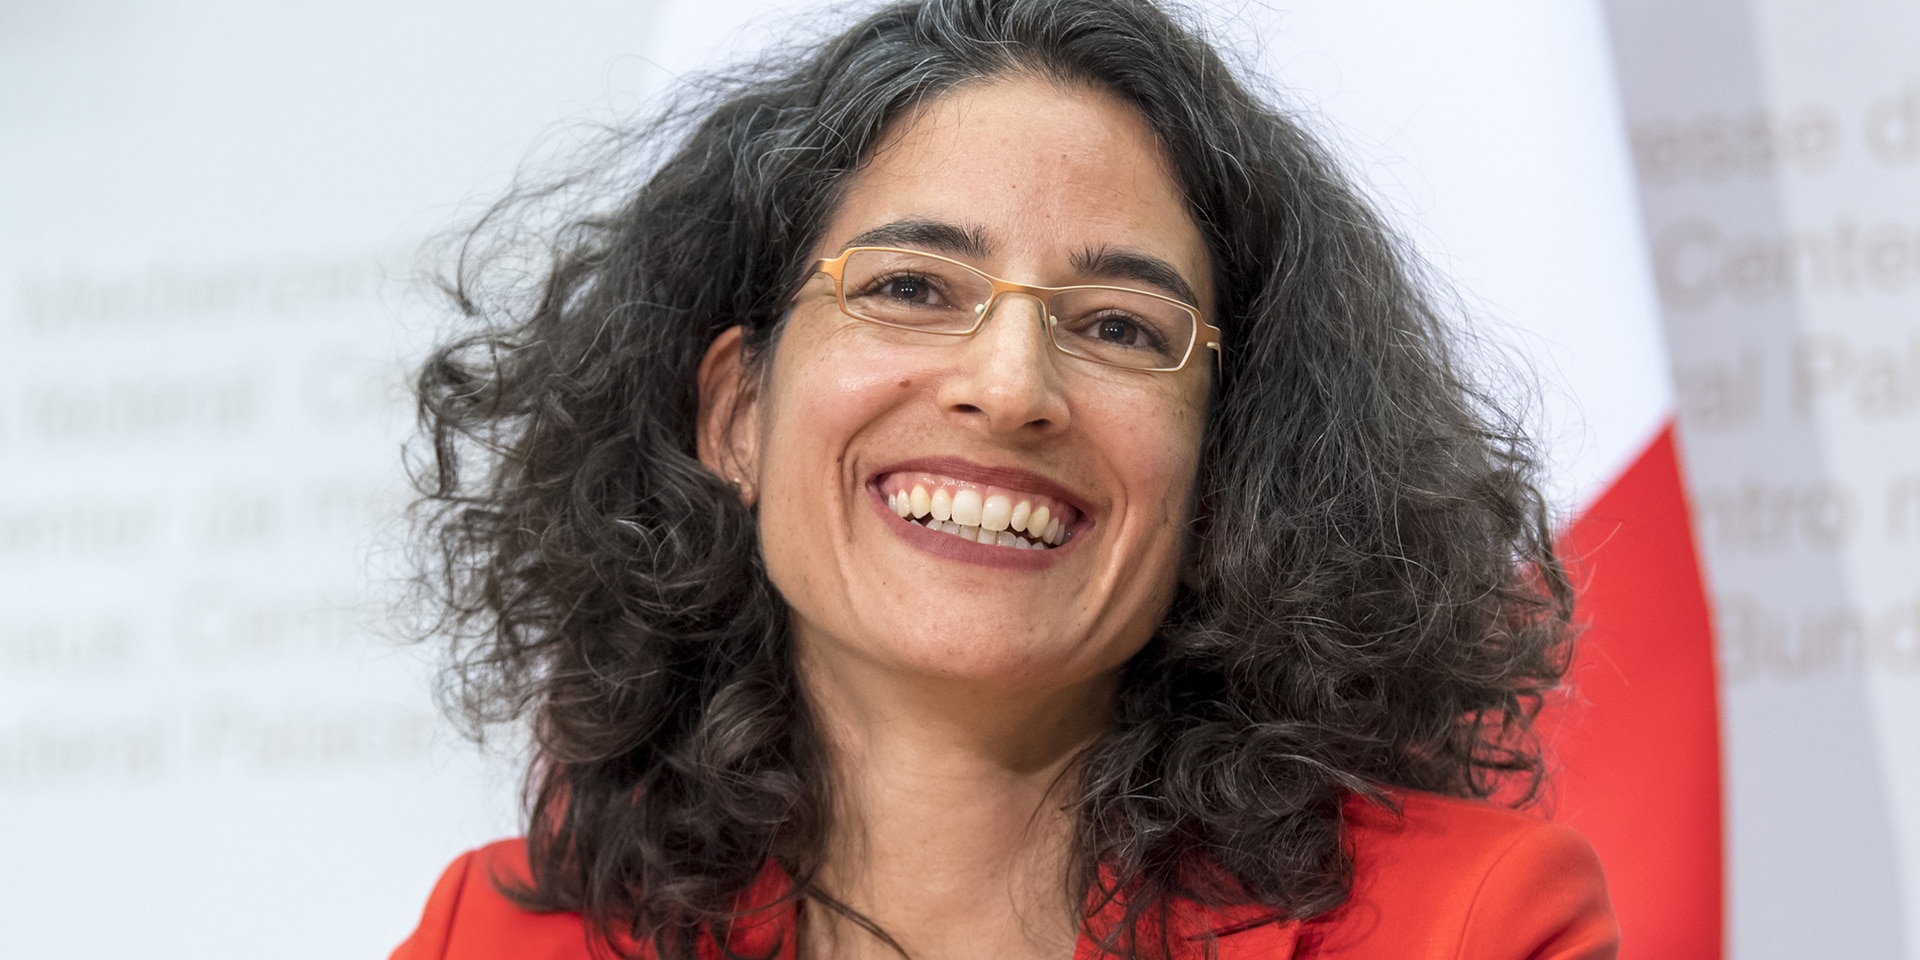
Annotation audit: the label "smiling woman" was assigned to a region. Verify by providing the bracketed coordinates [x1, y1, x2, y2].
[395, 1, 1615, 959]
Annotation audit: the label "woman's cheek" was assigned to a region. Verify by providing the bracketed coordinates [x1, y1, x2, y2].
[1115, 390, 1207, 524]
[751, 329, 909, 603]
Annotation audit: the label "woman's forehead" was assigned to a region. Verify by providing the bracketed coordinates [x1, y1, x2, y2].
[821, 76, 1214, 303]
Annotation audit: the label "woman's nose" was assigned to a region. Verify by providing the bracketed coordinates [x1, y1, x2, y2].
[934, 292, 1072, 435]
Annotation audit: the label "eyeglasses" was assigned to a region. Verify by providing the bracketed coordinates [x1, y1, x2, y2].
[812, 246, 1222, 373]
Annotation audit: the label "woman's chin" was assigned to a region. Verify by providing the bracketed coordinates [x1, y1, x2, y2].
[802, 614, 1117, 695]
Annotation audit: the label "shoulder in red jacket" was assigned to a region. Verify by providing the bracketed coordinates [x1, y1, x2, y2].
[390, 839, 606, 960]
[1297, 790, 1618, 960]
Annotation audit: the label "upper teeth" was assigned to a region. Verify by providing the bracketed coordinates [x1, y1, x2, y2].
[882, 475, 1076, 549]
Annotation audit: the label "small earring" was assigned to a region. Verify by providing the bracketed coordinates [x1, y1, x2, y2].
[728, 476, 755, 505]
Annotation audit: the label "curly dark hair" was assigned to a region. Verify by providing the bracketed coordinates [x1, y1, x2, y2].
[409, 0, 1573, 956]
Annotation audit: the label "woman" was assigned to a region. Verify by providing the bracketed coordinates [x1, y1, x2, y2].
[395, 0, 1615, 957]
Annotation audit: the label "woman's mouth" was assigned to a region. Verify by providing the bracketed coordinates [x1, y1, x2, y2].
[876, 472, 1081, 550]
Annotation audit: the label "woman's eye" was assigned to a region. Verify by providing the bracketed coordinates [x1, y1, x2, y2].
[1097, 317, 1138, 343]
[1088, 314, 1163, 351]
[879, 273, 942, 306]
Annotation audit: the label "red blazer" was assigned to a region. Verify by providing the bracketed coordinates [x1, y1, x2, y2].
[392, 790, 1617, 960]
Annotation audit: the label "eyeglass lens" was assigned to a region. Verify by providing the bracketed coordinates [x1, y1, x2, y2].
[837, 249, 1197, 370]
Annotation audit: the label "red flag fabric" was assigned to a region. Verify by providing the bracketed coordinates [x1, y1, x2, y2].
[1545, 422, 1724, 959]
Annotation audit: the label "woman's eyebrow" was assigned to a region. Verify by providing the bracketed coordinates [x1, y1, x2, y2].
[1071, 246, 1201, 306]
[841, 222, 1200, 306]
[846, 218, 993, 259]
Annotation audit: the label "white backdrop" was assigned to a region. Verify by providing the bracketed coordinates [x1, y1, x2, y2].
[1, 1, 1910, 957]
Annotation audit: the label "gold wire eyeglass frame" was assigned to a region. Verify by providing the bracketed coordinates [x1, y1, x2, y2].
[812, 246, 1223, 374]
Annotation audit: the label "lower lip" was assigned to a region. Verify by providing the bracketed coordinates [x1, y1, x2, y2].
[867, 484, 1076, 570]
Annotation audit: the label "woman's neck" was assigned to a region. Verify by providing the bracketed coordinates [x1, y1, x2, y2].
[795, 640, 1114, 960]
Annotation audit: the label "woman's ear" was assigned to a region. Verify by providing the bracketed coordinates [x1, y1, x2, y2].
[696, 325, 762, 506]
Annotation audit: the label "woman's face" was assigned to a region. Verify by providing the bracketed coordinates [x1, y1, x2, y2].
[706, 75, 1215, 696]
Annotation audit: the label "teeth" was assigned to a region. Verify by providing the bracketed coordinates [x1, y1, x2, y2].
[950, 489, 983, 527]
[980, 494, 1012, 532]
[1027, 506, 1050, 540]
[885, 476, 1080, 550]
[914, 515, 1037, 549]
